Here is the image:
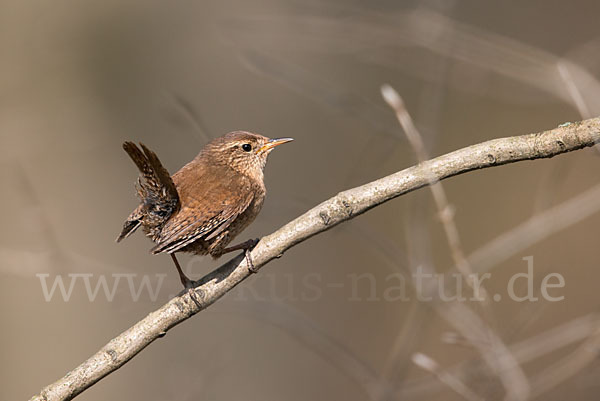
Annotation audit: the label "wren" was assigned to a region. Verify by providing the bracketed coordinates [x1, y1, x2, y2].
[116, 131, 293, 289]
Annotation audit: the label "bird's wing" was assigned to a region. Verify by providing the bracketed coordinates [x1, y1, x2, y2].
[150, 180, 255, 255]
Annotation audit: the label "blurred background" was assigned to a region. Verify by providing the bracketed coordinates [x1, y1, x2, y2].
[3, 0, 600, 400]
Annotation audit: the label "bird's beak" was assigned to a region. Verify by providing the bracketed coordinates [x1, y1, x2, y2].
[258, 137, 294, 153]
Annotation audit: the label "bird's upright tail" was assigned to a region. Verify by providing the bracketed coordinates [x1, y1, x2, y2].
[116, 142, 180, 242]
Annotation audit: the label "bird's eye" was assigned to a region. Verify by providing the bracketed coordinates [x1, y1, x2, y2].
[241, 143, 252, 152]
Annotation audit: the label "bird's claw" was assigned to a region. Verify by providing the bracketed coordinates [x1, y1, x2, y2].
[186, 287, 203, 309]
[245, 238, 259, 273]
[245, 248, 258, 273]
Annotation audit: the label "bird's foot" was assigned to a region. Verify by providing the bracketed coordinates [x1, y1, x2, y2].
[223, 238, 260, 274]
[185, 285, 203, 309]
[245, 247, 257, 274]
[170, 253, 202, 308]
[245, 238, 260, 274]
[181, 277, 203, 309]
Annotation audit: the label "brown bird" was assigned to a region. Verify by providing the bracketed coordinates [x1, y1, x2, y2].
[116, 131, 293, 290]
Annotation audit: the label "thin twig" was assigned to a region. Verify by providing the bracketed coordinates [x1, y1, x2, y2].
[412, 352, 484, 401]
[30, 117, 600, 401]
[556, 60, 593, 119]
[529, 327, 600, 398]
[382, 84, 530, 401]
[399, 313, 600, 399]
[467, 182, 600, 274]
[381, 84, 481, 292]
[437, 301, 530, 401]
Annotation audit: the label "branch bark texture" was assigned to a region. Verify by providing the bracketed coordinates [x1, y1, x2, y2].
[30, 118, 600, 401]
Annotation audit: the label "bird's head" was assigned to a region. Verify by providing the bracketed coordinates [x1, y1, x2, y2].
[200, 131, 293, 180]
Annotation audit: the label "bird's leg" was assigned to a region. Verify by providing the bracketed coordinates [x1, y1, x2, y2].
[170, 253, 194, 288]
[222, 238, 260, 273]
[170, 253, 202, 308]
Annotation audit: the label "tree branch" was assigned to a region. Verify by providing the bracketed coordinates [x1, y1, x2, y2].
[30, 117, 600, 401]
